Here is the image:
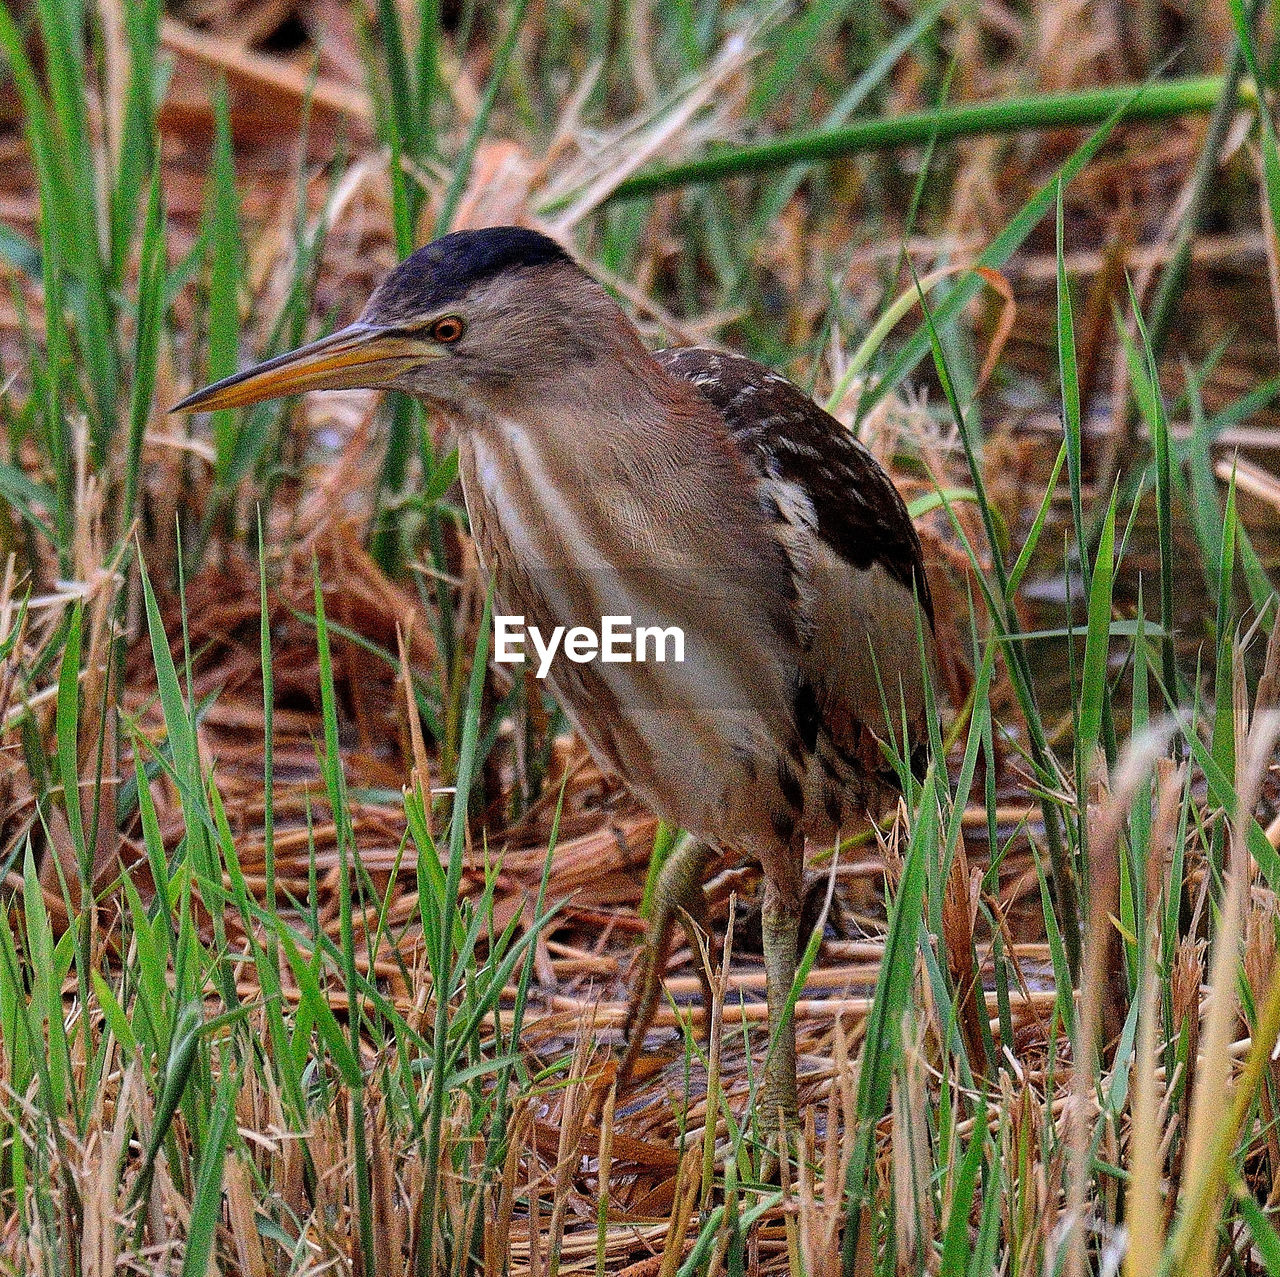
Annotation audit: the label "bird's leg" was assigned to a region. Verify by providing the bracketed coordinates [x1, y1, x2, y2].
[760, 835, 804, 1155]
[618, 838, 717, 1086]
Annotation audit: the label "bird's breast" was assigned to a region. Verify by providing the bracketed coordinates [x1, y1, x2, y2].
[454, 410, 806, 854]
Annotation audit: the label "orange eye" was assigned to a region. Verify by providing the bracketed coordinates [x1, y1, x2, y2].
[430, 315, 465, 344]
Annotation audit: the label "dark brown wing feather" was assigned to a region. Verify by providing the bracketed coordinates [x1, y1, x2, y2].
[658, 346, 935, 803]
[655, 347, 933, 625]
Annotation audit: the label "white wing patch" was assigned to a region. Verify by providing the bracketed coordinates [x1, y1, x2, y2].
[756, 471, 819, 645]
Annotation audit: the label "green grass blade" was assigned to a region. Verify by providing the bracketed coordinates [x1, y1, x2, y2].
[418, 583, 494, 1273]
[310, 557, 376, 1276]
[372, 0, 416, 154]
[1056, 180, 1089, 598]
[600, 76, 1232, 203]
[123, 166, 166, 532]
[55, 603, 85, 871]
[413, 0, 442, 152]
[1078, 486, 1118, 767]
[1211, 473, 1238, 793]
[749, 0, 855, 117]
[178, 1062, 237, 1277]
[207, 85, 243, 494]
[1143, 15, 1256, 356]
[110, 0, 163, 280]
[436, 0, 532, 232]
[1127, 280, 1179, 700]
[842, 772, 936, 1272]
[941, 1110, 988, 1273]
[1232, 1177, 1280, 1270]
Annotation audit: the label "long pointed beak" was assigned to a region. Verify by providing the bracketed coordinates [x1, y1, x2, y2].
[170, 323, 432, 413]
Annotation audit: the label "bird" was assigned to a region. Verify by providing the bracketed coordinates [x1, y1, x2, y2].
[174, 225, 936, 1145]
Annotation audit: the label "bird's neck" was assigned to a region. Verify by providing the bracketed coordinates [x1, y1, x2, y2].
[448, 333, 777, 602]
[452, 334, 741, 490]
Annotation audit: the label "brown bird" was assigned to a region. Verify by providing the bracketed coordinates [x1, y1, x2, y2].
[175, 226, 935, 1141]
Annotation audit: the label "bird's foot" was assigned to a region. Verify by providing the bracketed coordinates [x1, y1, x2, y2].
[618, 836, 718, 1087]
[757, 1112, 802, 1186]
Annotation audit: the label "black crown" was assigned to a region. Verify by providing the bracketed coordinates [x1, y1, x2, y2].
[364, 227, 572, 321]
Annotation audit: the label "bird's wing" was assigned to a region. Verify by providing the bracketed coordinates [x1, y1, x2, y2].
[656, 347, 932, 619]
[656, 346, 934, 793]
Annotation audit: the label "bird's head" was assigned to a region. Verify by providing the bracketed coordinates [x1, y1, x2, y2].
[172, 226, 619, 416]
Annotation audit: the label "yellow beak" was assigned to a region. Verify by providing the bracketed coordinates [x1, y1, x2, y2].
[170, 323, 434, 413]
